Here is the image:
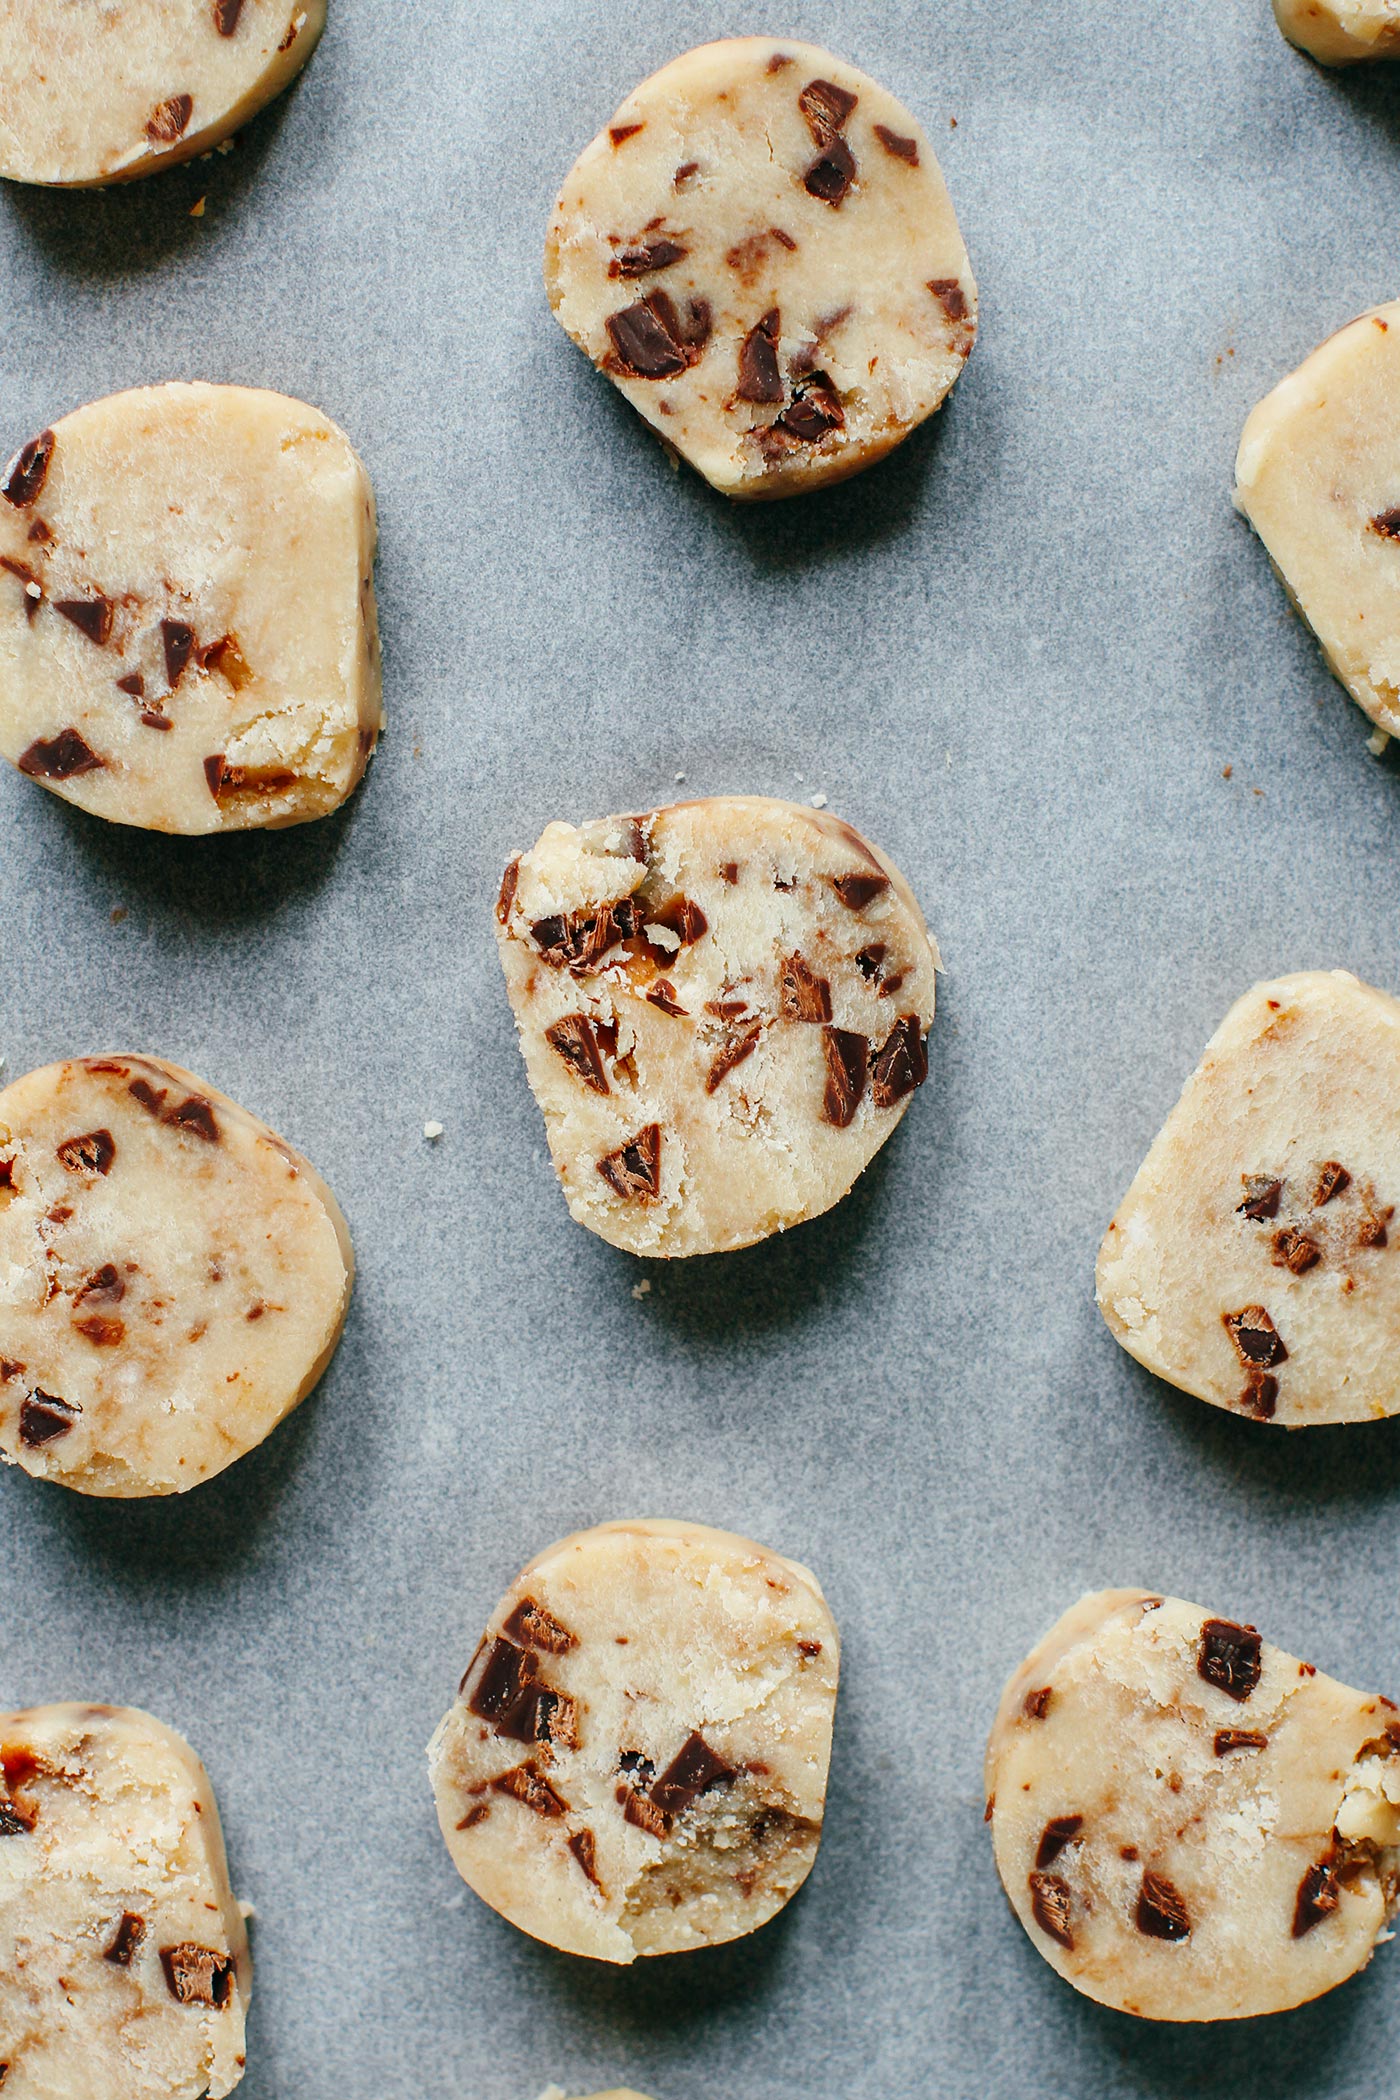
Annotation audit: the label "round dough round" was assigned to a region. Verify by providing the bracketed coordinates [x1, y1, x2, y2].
[0, 1055, 353, 1497]
[545, 36, 976, 499]
[428, 1519, 840, 1963]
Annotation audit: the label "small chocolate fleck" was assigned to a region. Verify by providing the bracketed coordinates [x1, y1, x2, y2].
[1314, 1161, 1351, 1205]
[214, 0, 244, 32]
[646, 980, 687, 1017]
[799, 79, 858, 144]
[719, 862, 739, 884]
[1238, 1369, 1279, 1419]
[456, 1802, 489, 1830]
[1293, 1859, 1341, 1937]
[929, 278, 969, 322]
[2, 429, 55, 508]
[76, 1265, 125, 1306]
[104, 1912, 147, 1966]
[19, 728, 103, 781]
[74, 1314, 124, 1348]
[1136, 1870, 1190, 1941]
[1222, 1306, 1287, 1369]
[598, 1123, 662, 1202]
[1028, 1870, 1074, 1949]
[161, 619, 196, 689]
[147, 94, 194, 144]
[502, 1597, 576, 1654]
[803, 136, 856, 206]
[55, 595, 113, 647]
[1197, 1618, 1263, 1703]
[624, 1789, 669, 1838]
[568, 1827, 603, 1889]
[870, 1015, 928, 1109]
[1023, 1686, 1053, 1720]
[1371, 508, 1400, 539]
[116, 673, 146, 699]
[57, 1129, 115, 1176]
[609, 123, 644, 147]
[1237, 1176, 1283, 1221]
[707, 1023, 762, 1093]
[822, 1027, 868, 1127]
[609, 238, 689, 279]
[496, 857, 520, 926]
[674, 160, 699, 185]
[1272, 1226, 1320, 1275]
[767, 52, 794, 71]
[492, 1761, 568, 1818]
[798, 1638, 822, 1657]
[1035, 1815, 1083, 1869]
[197, 633, 253, 687]
[737, 309, 784, 404]
[546, 1014, 612, 1095]
[874, 124, 919, 163]
[141, 710, 173, 731]
[531, 899, 638, 970]
[128, 1078, 167, 1116]
[167, 1096, 219, 1142]
[651, 1731, 736, 1816]
[1214, 1729, 1268, 1756]
[832, 871, 890, 911]
[159, 1942, 235, 2008]
[778, 952, 832, 1022]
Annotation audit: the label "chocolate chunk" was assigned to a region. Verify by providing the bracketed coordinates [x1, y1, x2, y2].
[646, 980, 688, 1017]
[799, 79, 858, 144]
[1197, 1618, 1263, 1702]
[0, 1798, 36, 1836]
[1358, 1202, 1393, 1248]
[2, 430, 55, 509]
[147, 94, 194, 144]
[568, 1827, 603, 1889]
[116, 673, 146, 699]
[104, 1912, 147, 1966]
[1222, 1306, 1287, 1369]
[929, 278, 969, 322]
[55, 595, 113, 647]
[142, 710, 173, 731]
[822, 1027, 868, 1128]
[531, 898, 639, 970]
[75, 1314, 124, 1347]
[609, 123, 644, 147]
[161, 619, 196, 689]
[128, 1078, 167, 1116]
[159, 1942, 235, 2008]
[607, 292, 693, 379]
[1035, 1814, 1084, 1869]
[18, 1391, 78, 1447]
[1314, 1161, 1351, 1205]
[214, 0, 245, 32]
[1272, 1226, 1321, 1275]
[167, 1096, 219, 1142]
[455, 1802, 489, 1830]
[798, 1638, 823, 1657]
[468, 1638, 538, 1724]
[1028, 1870, 1074, 1948]
[647, 894, 709, 950]
[874, 123, 920, 164]
[546, 1014, 612, 1095]
[76, 1265, 125, 1306]
[1238, 1176, 1283, 1221]
[1135, 1870, 1191, 1940]
[496, 857, 520, 927]
[610, 238, 689, 279]
[737, 310, 784, 404]
[57, 1129, 115, 1176]
[674, 160, 699, 185]
[1371, 508, 1400, 539]
[778, 952, 832, 1022]
[1214, 1729, 1268, 1756]
[197, 633, 253, 687]
[831, 871, 890, 911]
[775, 374, 845, 443]
[1023, 1686, 1053, 1720]
[623, 1789, 669, 1838]
[1238, 1369, 1279, 1419]
[1, 555, 42, 619]
[597, 1124, 662, 1202]
[707, 1023, 762, 1093]
[1293, 1859, 1341, 1937]
[19, 728, 103, 780]
[502, 1596, 577, 1654]
[856, 944, 886, 981]
[203, 755, 297, 799]
[650, 1731, 736, 1815]
[804, 137, 856, 206]
[870, 1015, 928, 1109]
[492, 1761, 568, 1818]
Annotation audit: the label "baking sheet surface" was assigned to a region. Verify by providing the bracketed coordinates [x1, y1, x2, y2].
[3, 3, 1400, 2095]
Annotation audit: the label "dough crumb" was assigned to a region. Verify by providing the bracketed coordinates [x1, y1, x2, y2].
[190, 196, 205, 217]
[1368, 728, 1390, 756]
[423, 1120, 444, 1141]
[631, 1277, 652, 1299]
[809, 792, 828, 808]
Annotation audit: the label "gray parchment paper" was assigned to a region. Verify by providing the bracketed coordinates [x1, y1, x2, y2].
[3, 4, 1400, 2096]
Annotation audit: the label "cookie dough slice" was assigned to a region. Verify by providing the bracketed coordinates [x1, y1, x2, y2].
[429, 1519, 840, 1963]
[0, 383, 382, 832]
[0, 0, 324, 188]
[0, 1054, 353, 1497]
[1097, 970, 1400, 1426]
[1235, 300, 1400, 740]
[0, 1703, 250, 2098]
[496, 797, 939, 1256]
[1273, 0, 1400, 63]
[985, 1591, 1400, 2021]
[545, 36, 976, 499]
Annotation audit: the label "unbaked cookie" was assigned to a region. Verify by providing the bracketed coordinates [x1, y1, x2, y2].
[0, 1702, 250, 2098]
[1097, 970, 1400, 1426]
[0, 383, 381, 833]
[985, 1591, 1400, 2021]
[1273, 0, 1400, 63]
[496, 797, 939, 1256]
[0, 1054, 353, 1496]
[0, 0, 324, 188]
[428, 1519, 840, 1963]
[1235, 299, 1400, 741]
[545, 36, 976, 499]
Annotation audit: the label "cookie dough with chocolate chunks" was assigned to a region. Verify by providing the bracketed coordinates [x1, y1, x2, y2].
[1097, 970, 1400, 1426]
[0, 383, 382, 832]
[985, 1590, 1400, 2021]
[1273, 0, 1400, 63]
[429, 1519, 840, 1963]
[496, 796, 939, 1257]
[0, 1054, 353, 1497]
[0, 0, 324, 188]
[1235, 299, 1400, 740]
[0, 1702, 251, 2098]
[545, 36, 976, 499]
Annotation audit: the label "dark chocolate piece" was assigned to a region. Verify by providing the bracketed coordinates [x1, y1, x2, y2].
[468, 1639, 538, 1724]
[607, 293, 695, 379]
[116, 673, 146, 698]
[1035, 1815, 1084, 1869]
[1214, 1729, 1268, 1756]
[831, 871, 890, 911]
[19, 728, 103, 780]
[623, 1790, 669, 1838]
[929, 278, 969, 321]
[1293, 1859, 1341, 1937]
[874, 123, 919, 164]
[597, 1124, 662, 1202]
[1272, 1227, 1321, 1275]
[821, 1027, 868, 1127]
[647, 894, 708, 947]
[546, 1015, 612, 1095]
[167, 1096, 219, 1142]
[1222, 1307, 1287, 1369]
[19, 1392, 79, 1447]
[778, 952, 832, 1022]
[203, 755, 297, 799]
[798, 79, 858, 144]
[737, 310, 784, 404]
[0, 555, 42, 619]
[1371, 508, 1400, 539]
[870, 1015, 927, 1109]
[706, 1023, 762, 1093]
[161, 619, 196, 689]
[650, 1731, 736, 1816]
[804, 137, 856, 206]
[1238, 1370, 1279, 1419]
[2, 430, 55, 509]
[1023, 1687, 1052, 1720]
[1237, 1176, 1283, 1221]
[1028, 1870, 1073, 1948]
[0, 1799, 36, 1837]
[775, 374, 844, 443]
[530, 898, 639, 970]
[502, 1597, 577, 1654]
[1197, 1619, 1263, 1703]
[646, 980, 688, 1017]
[1314, 1161, 1351, 1206]
[159, 1942, 235, 2008]
[610, 238, 688, 279]
[75, 1265, 125, 1306]
[491, 1761, 568, 1818]
[1136, 1870, 1191, 1940]
[496, 857, 520, 926]
[568, 1827, 603, 1889]
[104, 1912, 147, 1966]
[214, 0, 245, 33]
[57, 1129, 115, 1176]
[55, 595, 113, 646]
[146, 95, 194, 145]
[609, 123, 644, 147]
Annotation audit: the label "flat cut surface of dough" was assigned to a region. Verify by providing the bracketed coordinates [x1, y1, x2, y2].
[545, 36, 976, 499]
[0, 1055, 353, 1496]
[496, 796, 939, 1257]
[1235, 300, 1400, 739]
[1274, 0, 1400, 62]
[0, 1703, 250, 2098]
[429, 1519, 840, 1963]
[985, 1591, 1400, 2021]
[1097, 971, 1400, 1426]
[0, 0, 325, 187]
[0, 383, 381, 832]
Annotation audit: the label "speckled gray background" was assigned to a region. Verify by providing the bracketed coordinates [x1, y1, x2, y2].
[2, 2, 1400, 2095]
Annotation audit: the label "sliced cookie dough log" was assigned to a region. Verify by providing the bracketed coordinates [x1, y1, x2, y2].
[985, 1591, 1400, 2021]
[1235, 299, 1400, 740]
[429, 1519, 840, 1963]
[1274, 0, 1400, 63]
[1097, 971, 1400, 1426]
[0, 1703, 250, 2098]
[496, 797, 939, 1256]
[545, 36, 976, 499]
[0, 383, 382, 832]
[0, 0, 324, 188]
[0, 1055, 353, 1497]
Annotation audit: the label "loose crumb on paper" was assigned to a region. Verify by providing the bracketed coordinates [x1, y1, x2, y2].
[809, 792, 827, 808]
[423, 1120, 444, 1141]
[189, 197, 206, 218]
[631, 1277, 651, 1300]
[1367, 727, 1390, 756]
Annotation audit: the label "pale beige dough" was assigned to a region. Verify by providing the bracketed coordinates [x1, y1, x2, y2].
[1235, 300, 1400, 740]
[0, 1054, 353, 1497]
[986, 1591, 1400, 2022]
[1097, 970, 1400, 1426]
[0, 0, 325, 188]
[428, 1519, 840, 1964]
[496, 797, 940, 1257]
[1274, 0, 1400, 63]
[545, 36, 976, 499]
[0, 383, 382, 833]
[0, 1703, 250, 2098]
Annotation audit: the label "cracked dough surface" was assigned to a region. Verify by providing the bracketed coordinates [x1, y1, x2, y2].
[0, 1703, 250, 2099]
[1235, 300, 1400, 740]
[496, 796, 939, 1257]
[0, 383, 382, 832]
[428, 1519, 840, 1964]
[0, 0, 324, 187]
[1097, 970, 1400, 1426]
[545, 36, 976, 499]
[1273, 0, 1400, 62]
[986, 1591, 1400, 2022]
[0, 1054, 353, 1497]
